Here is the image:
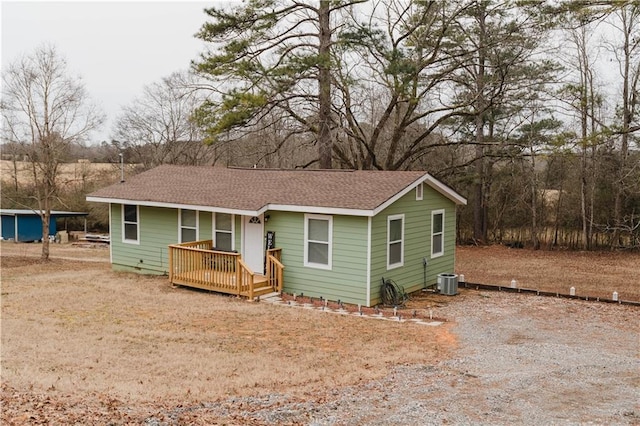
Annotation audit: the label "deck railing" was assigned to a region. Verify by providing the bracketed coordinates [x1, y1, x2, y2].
[168, 240, 283, 299]
[237, 259, 255, 298]
[266, 248, 284, 293]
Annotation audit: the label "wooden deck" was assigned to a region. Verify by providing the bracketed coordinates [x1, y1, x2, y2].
[168, 240, 283, 300]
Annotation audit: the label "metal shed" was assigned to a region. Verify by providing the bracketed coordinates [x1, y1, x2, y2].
[0, 209, 88, 242]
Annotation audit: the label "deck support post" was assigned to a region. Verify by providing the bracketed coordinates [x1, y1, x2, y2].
[235, 257, 241, 296]
[168, 246, 174, 282]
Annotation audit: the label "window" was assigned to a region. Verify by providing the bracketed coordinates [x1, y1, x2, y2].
[122, 204, 139, 244]
[416, 183, 423, 200]
[387, 214, 404, 269]
[214, 213, 233, 251]
[180, 209, 198, 243]
[431, 209, 445, 258]
[304, 214, 332, 269]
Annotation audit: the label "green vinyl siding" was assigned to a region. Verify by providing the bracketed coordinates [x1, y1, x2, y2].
[369, 188, 456, 306]
[110, 204, 178, 275]
[265, 211, 369, 305]
[107, 183, 458, 306]
[199, 211, 212, 241]
[234, 215, 241, 251]
[111, 206, 240, 275]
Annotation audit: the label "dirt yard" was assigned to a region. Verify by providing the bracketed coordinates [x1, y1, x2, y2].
[1, 242, 638, 424]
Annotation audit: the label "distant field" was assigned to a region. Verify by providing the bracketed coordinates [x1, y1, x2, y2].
[0, 160, 125, 186]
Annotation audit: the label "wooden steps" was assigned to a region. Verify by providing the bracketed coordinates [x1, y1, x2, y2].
[252, 275, 275, 298]
[169, 242, 283, 300]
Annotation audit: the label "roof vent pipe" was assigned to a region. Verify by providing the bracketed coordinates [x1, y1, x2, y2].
[119, 153, 125, 183]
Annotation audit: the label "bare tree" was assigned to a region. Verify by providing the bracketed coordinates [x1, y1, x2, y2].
[445, 0, 560, 244]
[558, 20, 607, 250]
[112, 71, 214, 169]
[1, 45, 103, 260]
[605, 3, 640, 247]
[332, 1, 474, 171]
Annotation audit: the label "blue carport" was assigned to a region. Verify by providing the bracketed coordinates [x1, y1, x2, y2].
[0, 209, 88, 242]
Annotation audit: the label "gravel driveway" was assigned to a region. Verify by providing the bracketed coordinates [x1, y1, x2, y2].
[156, 290, 639, 425]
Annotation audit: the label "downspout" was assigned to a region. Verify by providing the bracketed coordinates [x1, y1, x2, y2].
[366, 216, 372, 307]
[108, 203, 113, 265]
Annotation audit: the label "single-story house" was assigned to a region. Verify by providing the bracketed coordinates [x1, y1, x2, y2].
[86, 165, 466, 307]
[0, 209, 88, 242]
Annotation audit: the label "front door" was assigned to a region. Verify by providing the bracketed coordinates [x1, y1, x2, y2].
[242, 215, 264, 274]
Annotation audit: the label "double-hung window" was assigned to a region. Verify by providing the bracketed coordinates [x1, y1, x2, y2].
[180, 209, 198, 243]
[304, 214, 332, 269]
[431, 209, 445, 258]
[387, 214, 404, 269]
[122, 204, 139, 244]
[214, 213, 233, 251]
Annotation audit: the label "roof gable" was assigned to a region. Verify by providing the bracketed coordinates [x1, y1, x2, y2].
[87, 165, 466, 216]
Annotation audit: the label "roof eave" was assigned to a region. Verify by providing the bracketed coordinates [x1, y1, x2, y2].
[86, 196, 261, 217]
[260, 204, 374, 217]
[424, 174, 467, 205]
[370, 173, 466, 216]
[86, 196, 377, 217]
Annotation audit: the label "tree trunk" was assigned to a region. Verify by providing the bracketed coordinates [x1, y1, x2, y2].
[530, 154, 540, 250]
[580, 137, 589, 250]
[579, 42, 590, 251]
[12, 157, 19, 192]
[317, 0, 333, 169]
[41, 202, 51, 261]
[611, 5, 636, 248]
[553, 167, 565, 248]
[472, 5, 487, 244]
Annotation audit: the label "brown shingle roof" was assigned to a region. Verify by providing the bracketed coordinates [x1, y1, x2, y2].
[87, 165, 463, 214]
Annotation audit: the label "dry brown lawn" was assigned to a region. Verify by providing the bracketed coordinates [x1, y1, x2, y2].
[456, 244, 640, 302]
[0, 242, 453, 422]
[1, 241, 637, 423]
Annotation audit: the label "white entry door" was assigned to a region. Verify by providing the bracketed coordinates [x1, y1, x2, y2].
[242, 215, 264, 274]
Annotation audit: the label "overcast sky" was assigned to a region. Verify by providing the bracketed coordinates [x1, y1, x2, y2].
[1, 1, 222, 143]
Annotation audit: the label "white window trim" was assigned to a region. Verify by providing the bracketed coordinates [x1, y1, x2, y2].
[366, 216, 372, 307]
[431, 209, 445, 258]
[387, 214, 404, 269]
[213, 213, 235, 250]
[304, 213, 333, 270]
[122, 204, 140, 245]
[416, 183, 423, 201]
[109, 203, 113, 263]
[179, 209, 199, 243]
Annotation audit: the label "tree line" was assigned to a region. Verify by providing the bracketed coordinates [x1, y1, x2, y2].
[2, 1, 638, 260]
